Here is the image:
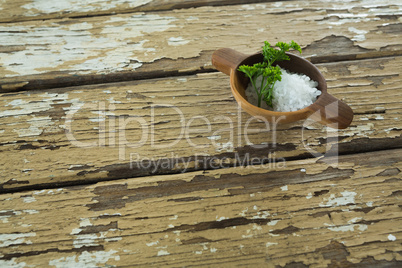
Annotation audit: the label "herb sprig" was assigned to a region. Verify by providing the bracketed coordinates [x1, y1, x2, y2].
[238, 41, 301, 108]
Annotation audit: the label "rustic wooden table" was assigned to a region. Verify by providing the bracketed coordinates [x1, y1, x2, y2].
[1, 0, 401, 267]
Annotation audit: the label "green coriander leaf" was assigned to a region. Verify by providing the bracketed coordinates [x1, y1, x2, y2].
[238, 65, 257, 79]
[239, 40, 301, 108]
[290, 40, 302, 54]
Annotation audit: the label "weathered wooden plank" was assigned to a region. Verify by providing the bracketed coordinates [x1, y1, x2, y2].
[0, 149, 401, 267]
[0, 0, 272, 23]
[1, 0, 401, 92]
[0, 56, 401, 192]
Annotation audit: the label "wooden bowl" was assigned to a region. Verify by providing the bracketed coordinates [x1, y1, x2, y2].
[211, 48, 353, 129]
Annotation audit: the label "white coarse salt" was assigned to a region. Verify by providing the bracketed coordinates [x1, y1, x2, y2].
[245, 68, 321, 112]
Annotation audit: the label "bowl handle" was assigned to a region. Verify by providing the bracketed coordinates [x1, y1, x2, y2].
[211, 48, 249, 76]
[308, 93, 354, 129]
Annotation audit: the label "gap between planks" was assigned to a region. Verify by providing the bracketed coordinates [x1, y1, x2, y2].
[0, 53, 400, 192]
[0, 148, 400, 267]
[2, 52, 402, 94]
[1, 1, 401, 92]
[1, 147, 400, 195]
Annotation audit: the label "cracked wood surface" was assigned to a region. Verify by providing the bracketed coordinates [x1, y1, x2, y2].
[0, 149, 401, 267]
[0, 0, 272, 23]
[1, 0, 402, 267]
[0, 55, 401, 191]
[1, 0, 402, 92]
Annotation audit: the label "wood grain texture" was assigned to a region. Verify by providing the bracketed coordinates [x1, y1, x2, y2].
[1, 56, 401, 192]
[1, 1, 401, 267]
[0, 148, 401, 267]
[0, 0, 271, 23]
[1, 0, 401, 92]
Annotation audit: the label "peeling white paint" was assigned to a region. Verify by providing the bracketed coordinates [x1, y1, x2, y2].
[320, 12, 370, 26]
[348, 217, 362, 224]
[241, 4, 256, 10]
[0, 232, 36, 248]
[374, 106, 385, 111]
[80, 218, 91, 227]
[70, 215, 121, 249]
[1, 93, 81, 137]
[73, 233, 99, 248]
[14, 116, 54, 137]
[269, 232, 280, 237]
[0, 259, 27, 268]
[107, 97, 121, 104]
[375, 115, 384, 120]
[320, 191, 356, 207]
[23, 196, 36, 203]
[239, 207, 248, 217]
[280, 185, 288, 191]
[0, 213, 10, 223]
[1, 13, 177, 77]
[22, 0, 152, 15]
[344, 123, 375, 137]
[33, 190, 46, 195]
[1, 93, 66, 118]
[89, 108, 115, 122]
[216, 216, 227, 222]
[384, 127, 399, 134]
[266, 242, 278, 247]
[146, 241, 159, 247]
[207, 135, 221, 140]
[358, 224, 368, 231]
[49, 250, 119, 268]
[328, 224, 368, 232]
[267, 220, 279, 226]
[173, 230, 181, 236]
[186, 16, 198, 21]
[215, 141, 234, 152]
[349, 27, 368, 41]
[306, 192, 313, 199]
[169, 215, 178, 220]
[69, 164, 84, 170]
[388, 234, 396, 241]
[23, 209, 39, 214]
[328, 225, 354, 232]
[157, 250, 170, 256]
[89, 116, 105, 123]
[252, 211, 270, 219]
[168, 37, 190, 46]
